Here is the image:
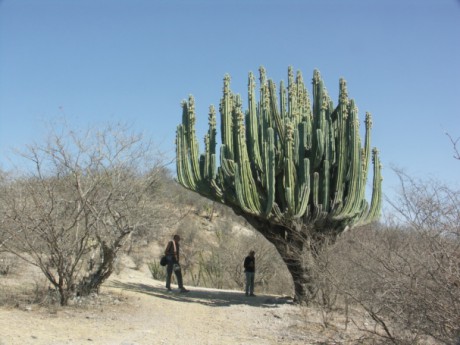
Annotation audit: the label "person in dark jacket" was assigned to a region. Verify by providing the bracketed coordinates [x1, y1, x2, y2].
[164, 234, 189, 293]
[243, 250, 256, 296]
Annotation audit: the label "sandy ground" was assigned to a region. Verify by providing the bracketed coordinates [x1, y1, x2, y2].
[0, 266, 359, 345]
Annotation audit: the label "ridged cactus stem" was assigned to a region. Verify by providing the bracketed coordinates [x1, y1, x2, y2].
[283, 121, 296, 216]
[262, 127, 276, 217]
[362, 112, 373, 178]
[280, 80, 287, 120]
[233, 95, 261, 214]
[185, 96, 201, 183]
[287, 66, 298, 120]
[176, 97, 202, 190]
[365, 148, 383, 222]
[204, 105, 217, 180]
[259, 72, 271, 150]
[247, 72, 263, 173]
[268, 79, 285, 145]
[331, 78, 349, 212]
[355, 112, 373, 214]
[220, 74, 234, 160]
[337, 100, 361, 219]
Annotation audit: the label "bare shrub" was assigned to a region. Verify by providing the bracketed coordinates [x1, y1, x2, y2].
[147, 261, 166, 281]
[311, 237, 341, 329]
[1, 122, 169, 305]
[129, 245, 156, 271]
[0, 278, 56, 308]
[0, 253, 18, 276]
[324, 172, 460, 344]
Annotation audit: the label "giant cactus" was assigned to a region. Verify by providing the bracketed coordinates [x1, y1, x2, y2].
[176, 67, 382, 303]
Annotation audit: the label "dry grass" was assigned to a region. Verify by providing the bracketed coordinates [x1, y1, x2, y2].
[0, 255, 55, 308]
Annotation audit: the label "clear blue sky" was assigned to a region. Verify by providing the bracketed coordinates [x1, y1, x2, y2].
[1, 0, 459, 210]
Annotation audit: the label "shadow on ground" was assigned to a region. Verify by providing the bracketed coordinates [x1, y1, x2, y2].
[108, 280, 293, 309]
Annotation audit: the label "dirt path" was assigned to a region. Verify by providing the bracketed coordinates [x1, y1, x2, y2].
[0, 268, 315, 345]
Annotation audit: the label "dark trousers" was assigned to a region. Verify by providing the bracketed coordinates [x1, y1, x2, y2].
[245, 271, 255, 295]
[166, 261, 184, 289]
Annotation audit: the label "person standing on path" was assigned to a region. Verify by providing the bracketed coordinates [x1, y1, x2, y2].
[244, 250, 256, 297]
[164, 234, 189, 293]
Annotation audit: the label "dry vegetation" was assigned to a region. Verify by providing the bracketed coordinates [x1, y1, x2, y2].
[0, 125, 459, 344]
[2, 182, 459, 344]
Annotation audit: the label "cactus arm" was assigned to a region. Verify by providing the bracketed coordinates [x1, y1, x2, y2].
[330, 78, 349, 213]
[220, 74, 234, 160]
[293, 121, 311, 218]
[247, 72, 263, 173]
[234, 167, 254, 214]
[283, 121, 295, 215]
[295, 70, 308, 127]
[184, 96, 202, 183]
[312, 171, 322, 219]
[311, 70, 326, 170]
[293, 157, 310, 219]
[269, 79, 285, 145]
[203, 133, 210, 180]
[263, 127, 276, 217]
[205, 105, 224, 199]
[206, 105, 217, 179]
[320, 159, 330, 212]
[175, 97, 203, 191]
[234, 95, 262, 215]
[176, 124, 192, 188]
[362, 112, 372, 177]
[220, 145, 235, 180]
[287, 66, 297, 120]
[364, 148, 382, 222]
[355, 112, 373, 214]
[335, 100, 361, 219]
[280, 80, 287, 121]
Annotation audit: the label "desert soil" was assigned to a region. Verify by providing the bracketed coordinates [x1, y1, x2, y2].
[0, 264, 358, 345]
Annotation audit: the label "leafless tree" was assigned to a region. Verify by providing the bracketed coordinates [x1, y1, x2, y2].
[0, 123, 168, 305]
[446, 132, 460, 161]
